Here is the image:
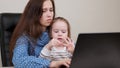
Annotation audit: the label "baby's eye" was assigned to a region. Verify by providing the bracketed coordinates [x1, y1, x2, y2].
[54, 30, 59, 33]
[62, 30, 66, 33]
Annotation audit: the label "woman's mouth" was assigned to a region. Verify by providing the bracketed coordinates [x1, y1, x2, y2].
[47, 19, 52, 22]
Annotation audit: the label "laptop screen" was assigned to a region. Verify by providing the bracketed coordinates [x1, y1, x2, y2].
[70, 32, 120, 68]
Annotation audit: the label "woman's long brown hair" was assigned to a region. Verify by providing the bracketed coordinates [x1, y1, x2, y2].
[9, 0, 55, 65]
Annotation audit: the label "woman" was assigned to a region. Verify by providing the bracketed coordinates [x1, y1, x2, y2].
[10, 0, 70, 68]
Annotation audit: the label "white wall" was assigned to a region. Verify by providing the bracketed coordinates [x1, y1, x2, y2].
[0, 0, 120, 67]
[0, 0, 29, 13]
[55, 0, 120, 41]
[0, 0, 120, 41]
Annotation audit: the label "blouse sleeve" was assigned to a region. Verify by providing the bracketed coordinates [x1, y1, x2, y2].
[39, 46, 51, 59]
[12, 35, 50, 68]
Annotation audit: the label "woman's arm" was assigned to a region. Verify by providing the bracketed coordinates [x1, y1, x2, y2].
[12, 36, 50, 68]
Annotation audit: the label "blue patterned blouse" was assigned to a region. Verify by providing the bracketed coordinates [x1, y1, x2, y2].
[12, 31, 50, 68]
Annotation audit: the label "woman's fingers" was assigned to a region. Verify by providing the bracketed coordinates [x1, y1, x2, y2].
[61, 59, 71, 68]
[62, 63, 69, 68]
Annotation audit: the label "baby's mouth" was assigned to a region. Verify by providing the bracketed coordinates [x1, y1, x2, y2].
[57, 38, 63, 42]
[57, 38, 66, 44]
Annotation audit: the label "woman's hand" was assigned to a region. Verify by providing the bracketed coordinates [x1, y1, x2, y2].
[50, 58, 71, 68]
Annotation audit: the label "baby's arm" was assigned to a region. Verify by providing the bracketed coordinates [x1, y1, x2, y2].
[39, 38, 61, 59]
[39, 39, 56, 58]
[39, 46, 51, 59]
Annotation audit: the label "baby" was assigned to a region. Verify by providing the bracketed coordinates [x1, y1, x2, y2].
[39, 17, 75, 61]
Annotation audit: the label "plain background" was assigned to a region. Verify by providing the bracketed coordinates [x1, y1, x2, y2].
[0, 0, 120, 67]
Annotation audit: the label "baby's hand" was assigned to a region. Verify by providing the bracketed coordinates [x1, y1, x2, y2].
[63, 37, 75, 54]
[45, 38, 62, 50]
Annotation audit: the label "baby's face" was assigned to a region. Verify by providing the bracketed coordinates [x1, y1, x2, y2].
[51, 20, 68, 43]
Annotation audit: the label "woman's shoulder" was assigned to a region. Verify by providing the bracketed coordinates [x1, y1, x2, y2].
[16, 33, 30, 45]
[17, 33, 29, 40]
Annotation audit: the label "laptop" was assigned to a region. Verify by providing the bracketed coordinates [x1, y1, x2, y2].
[70, 32, 120, 68]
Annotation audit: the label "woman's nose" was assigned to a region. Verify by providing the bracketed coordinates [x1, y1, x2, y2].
[47, 11, 52, 17]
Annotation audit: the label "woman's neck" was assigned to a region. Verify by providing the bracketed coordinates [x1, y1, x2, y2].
[42, 26, 46, 32]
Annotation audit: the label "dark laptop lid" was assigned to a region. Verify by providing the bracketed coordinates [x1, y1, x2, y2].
[70, 32, 120, 68]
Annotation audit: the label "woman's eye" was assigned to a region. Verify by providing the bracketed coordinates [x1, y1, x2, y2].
[42, 10, 46, 12]
[50, 8, 53, 12]
[42, 8, 47, 12]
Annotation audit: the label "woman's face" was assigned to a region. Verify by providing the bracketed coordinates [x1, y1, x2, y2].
[40, 0, 54, 30]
